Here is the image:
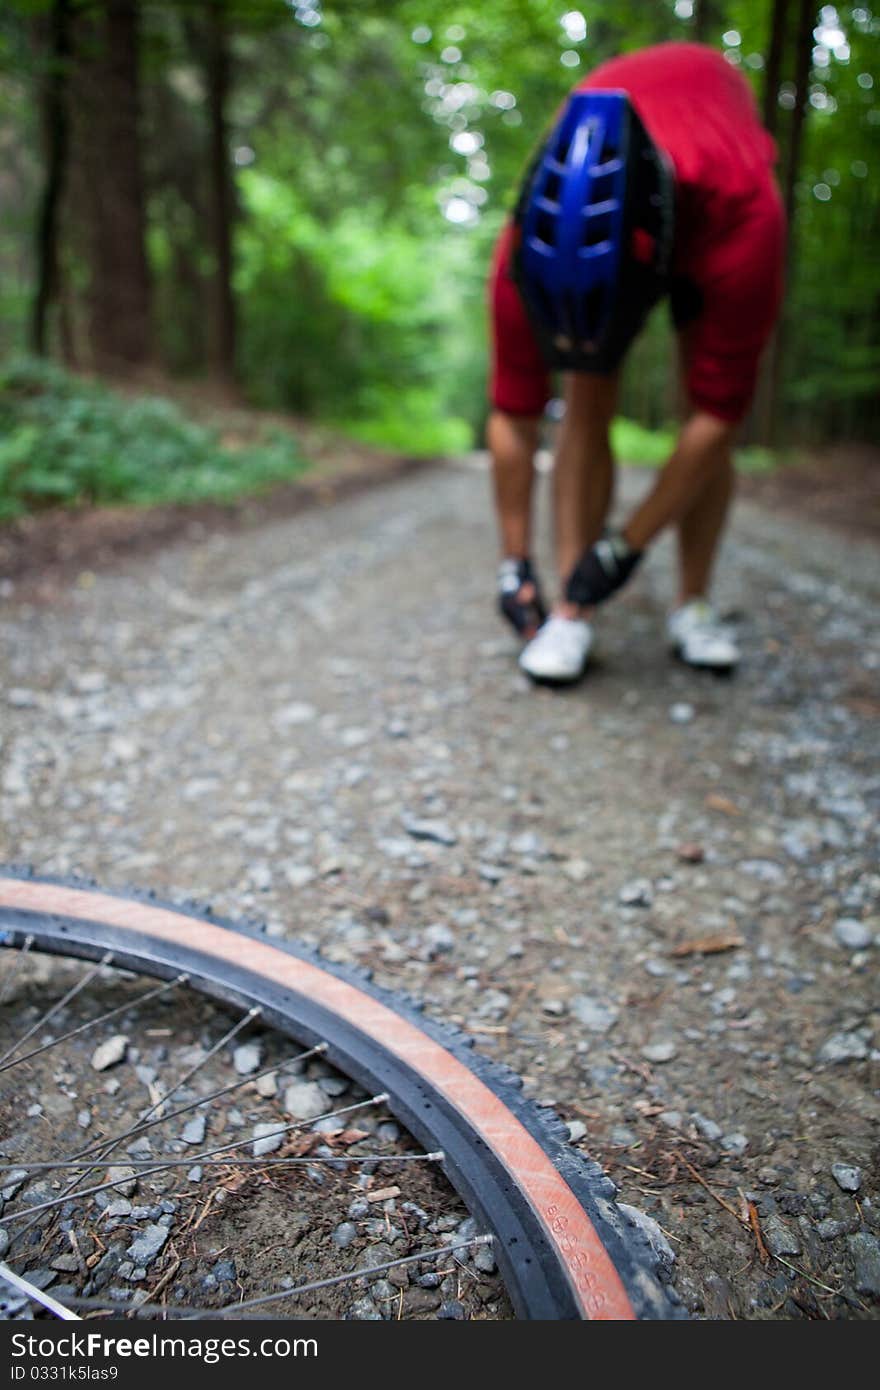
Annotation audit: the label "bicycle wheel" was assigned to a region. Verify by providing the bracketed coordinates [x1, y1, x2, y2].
[0, 871, 680, 1321]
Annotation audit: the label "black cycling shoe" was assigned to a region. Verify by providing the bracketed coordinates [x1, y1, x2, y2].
[497, 556, 547, 639]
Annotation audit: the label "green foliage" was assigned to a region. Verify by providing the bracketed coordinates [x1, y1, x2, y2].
[234, 168, 487, 438]
[0, 357, 307, 519]
[612, 416, 778, 472]
[333, 386, 473, 455]
[1, 1, 877, 453]
[611, 417, 677, 466]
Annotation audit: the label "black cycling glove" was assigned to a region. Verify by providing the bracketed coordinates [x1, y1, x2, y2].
[497, 556, 547, 637]
[565, 531, 643, 607]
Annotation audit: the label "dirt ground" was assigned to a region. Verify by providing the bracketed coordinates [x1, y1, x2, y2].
[1, 439, 878, 1320]
[0, 961, 511, 1321]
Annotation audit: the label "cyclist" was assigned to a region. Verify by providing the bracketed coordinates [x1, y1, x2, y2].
[490, 42, 785, 682]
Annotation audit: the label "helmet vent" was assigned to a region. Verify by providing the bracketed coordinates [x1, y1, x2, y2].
[535, 210, 556, 247]
[543, 171, 562, 204]
[582, 213, 612, 249]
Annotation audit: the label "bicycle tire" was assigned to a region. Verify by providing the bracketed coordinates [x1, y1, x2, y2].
[0, 870, 681, 1321]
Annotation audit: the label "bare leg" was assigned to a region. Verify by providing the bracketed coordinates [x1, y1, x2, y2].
[487, 409, 541, 560]
[553, 372, 619, 586]
[676, 447, 735, 602]
[622, 411, 737, 553]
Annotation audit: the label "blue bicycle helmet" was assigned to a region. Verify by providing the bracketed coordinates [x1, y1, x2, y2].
[513, 89, 674, 372]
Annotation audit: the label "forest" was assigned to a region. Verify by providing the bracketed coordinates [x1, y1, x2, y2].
[0, 1, 877, 517]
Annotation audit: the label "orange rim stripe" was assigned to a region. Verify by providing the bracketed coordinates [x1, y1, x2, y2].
[0, 877, 636, 1320]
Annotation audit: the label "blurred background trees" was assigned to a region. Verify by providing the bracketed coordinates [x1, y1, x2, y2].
[1, 0, 877, 459]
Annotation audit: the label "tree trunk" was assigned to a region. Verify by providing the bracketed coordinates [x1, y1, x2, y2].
[31, 0, 71, 356]
[762, 0, 814, 444]
[781, 0, 814, 232]
[205, 0, 237, 382]
[692, 0, 720, 43]
[761, 0, 790, 140]
[749, 0, 791, 440]
[73, 0, 152, 371]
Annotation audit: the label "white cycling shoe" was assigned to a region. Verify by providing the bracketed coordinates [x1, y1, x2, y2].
[667, 599, 739, 672]
[519, 614, 594, 685]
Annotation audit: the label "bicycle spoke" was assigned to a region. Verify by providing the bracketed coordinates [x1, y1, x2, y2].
[0, 1264, 80, 1321]
[2, 1094, 390, 1224]
[70, 1043, 329, 1157]
[0, 974, 188, 1073]
[0, 951, 113, 1068]
[6, 1005, 263, 1252]
[2, 1151, 444, 1172]
[0, 924, 528, 1324]
[67, 1237, 493, 1319]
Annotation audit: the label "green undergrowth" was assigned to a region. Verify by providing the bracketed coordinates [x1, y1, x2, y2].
[612, 416, 778, 473]
[333, 386, 473, 456]
[0, 358, 308, 521]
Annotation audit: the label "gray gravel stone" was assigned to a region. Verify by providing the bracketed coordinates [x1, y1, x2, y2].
[738, 859, 786, 883]
[318, 1074, 349, 1097]
[641, 1041, 677, 1063]
[692, 1113, 723, 1142]
[848, 1232, 880, 1295]
[619, 879, 653, 907]
[831, 1163, 862, 1193]
[474, 1243, 496, 1274]
[619, 1203, 676, 1271]
[402, 815, 457, 846]
[562, 858, 591, 883]
[669, 702, 695, 724]
[0, 1229, 9, 1259]
[1, 1170, 29, 1200]
[233, 1042, 262, 1075]
[570, 994, 618, 1034]
[283, 1081, 327, 1120]
[125, 1223, 169, 1266]
[21, 1270, 56, 1291]
[659, 1110, 684, 1130]
[816, 1218, 848, 1240]
[818, 1031, 870, 1063]
[721, 1132, 749, 1157]
[610, 1125, 637, 1146]
[542, 998, 567, 1016]
[332, 1222, 357, 1249]
[252, 1121, 284, 1156]
[182, 1116, 206, 1145]
[438, 1299, 467, 1319]
[106, 1166, 137, 1198]
[90, 1035, 128, 1071]
[423, 922, 455, 956]
[761, 1214, 801, 1257]
[355, 1241, 394, 1273]
[349, 1296, 382, 1320]
[832, 918, 873, 950]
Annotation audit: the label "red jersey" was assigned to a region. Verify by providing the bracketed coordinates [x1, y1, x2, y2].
[490, 43, 785, 422]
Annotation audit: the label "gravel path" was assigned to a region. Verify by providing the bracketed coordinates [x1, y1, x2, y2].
[1, 457, 878, 1319]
